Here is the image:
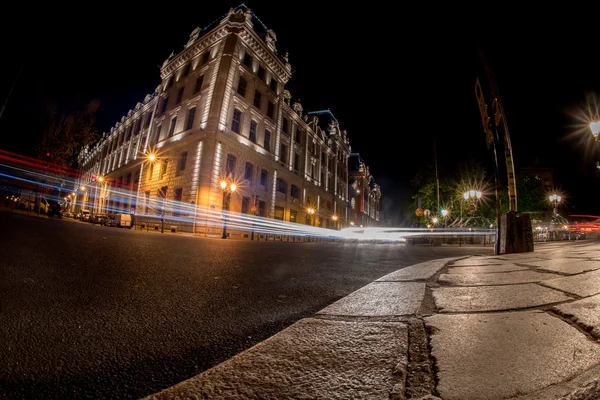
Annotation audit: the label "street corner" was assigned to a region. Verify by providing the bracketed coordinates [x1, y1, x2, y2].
[144, 318, 409, 400]
[425, 310, 600, 400]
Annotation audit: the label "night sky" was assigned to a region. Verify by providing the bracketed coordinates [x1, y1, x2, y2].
[1, 3, 599, 222]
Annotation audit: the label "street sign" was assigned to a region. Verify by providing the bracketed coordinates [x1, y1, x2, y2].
[415, 207, 423, 217]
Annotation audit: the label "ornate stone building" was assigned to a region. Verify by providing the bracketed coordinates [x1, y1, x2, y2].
[348, 153, 381, 227]
[77, 5, 363, 236]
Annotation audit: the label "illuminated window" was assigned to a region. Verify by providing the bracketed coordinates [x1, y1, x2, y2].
[290, 210, 297, 223]
[159, 160, 168, 179]
[249, 120, 257, 143]
[237, 77, 247, 97]
[253, 90, 262, 109]
[194, 75, 204, 94]
[274, 206, 284, 220]
[231, 109, 242, 133]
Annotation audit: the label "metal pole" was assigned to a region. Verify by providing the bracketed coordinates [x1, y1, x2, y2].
[221, 190, 228, 239]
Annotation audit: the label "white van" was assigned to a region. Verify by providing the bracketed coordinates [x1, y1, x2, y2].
[18, 191, 50, 213]
[80, 209, 91, 221]
[114, 213, 132, 228]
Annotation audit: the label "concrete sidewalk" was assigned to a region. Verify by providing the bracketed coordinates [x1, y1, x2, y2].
[144, 241, 600, 400]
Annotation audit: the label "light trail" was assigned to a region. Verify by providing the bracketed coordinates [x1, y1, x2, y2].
[0, 161, 495, 241]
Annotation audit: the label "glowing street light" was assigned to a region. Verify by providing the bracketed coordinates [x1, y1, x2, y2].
[590, 121, 600, 138]
[549, 194, 561, 215]
[432, 217, 439, 224]
[147, 153, 156, 162]
[220, 179, 237, 239]
[441, 209, 448, 217]
[97, 176, 104, 182]
[331, 214, 338, 221]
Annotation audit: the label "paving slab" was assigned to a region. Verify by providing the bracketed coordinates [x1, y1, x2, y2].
[426, 311, 600, 400]
[432, 283, 572, 312]
[553, 294, 600, 338]
[446, 264, 528, 274]
[376, 257, 455, 281]
[317, 282, 425, 316]
[521, 258, 600, 275]
[449, 258, 503, 267]
[438, 270, 553, 286]
[495, 254, 545, 262]
[543, 269, 600, 297]
[145, 318, 408, 400]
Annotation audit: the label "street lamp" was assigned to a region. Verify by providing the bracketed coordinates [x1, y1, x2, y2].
[220, 179, 237, 239]
[549, 194, 561, 215]
[331, 214, 338, 230]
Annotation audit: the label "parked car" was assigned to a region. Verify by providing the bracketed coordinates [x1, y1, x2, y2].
[114, 213, 132, 228]
[91, 214, 108, 225]
[46, 200, 64, 219]
[63, 211, 73, 218]
[80, 209, 91, 222]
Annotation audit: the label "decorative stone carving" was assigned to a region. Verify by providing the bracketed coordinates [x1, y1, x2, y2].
[127, 110, 133, 117]
[311, 115, 319, 125]
[244, 9, 253, 26]
[292, 100, 303, 116]
[161, 51, 175, 69]
[265, 29, 277, 52]
[186, 27, 201, 48]
[328, 120, 338, 135]
[282, 89, 291, 105]
[121, 116, 126, 123]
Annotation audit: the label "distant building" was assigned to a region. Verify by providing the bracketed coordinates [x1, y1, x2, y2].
[348, 153, 381, 227]
[76, 5, 370, 236]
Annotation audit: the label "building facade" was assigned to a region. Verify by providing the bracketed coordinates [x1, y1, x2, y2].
[348, 153, 381, 227]
[77, 5, 370, 236]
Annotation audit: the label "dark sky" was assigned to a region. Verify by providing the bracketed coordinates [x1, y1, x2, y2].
[1, 3, 600, 220]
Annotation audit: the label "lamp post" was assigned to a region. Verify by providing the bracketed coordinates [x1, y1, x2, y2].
[332, 214, 338, 230]
[220, 179, 237, 239]
[549, 194, 561, 215]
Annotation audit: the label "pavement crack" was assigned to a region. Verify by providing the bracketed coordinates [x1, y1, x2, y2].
[546, 308, 600, 341]
[403, 318, 438, 399]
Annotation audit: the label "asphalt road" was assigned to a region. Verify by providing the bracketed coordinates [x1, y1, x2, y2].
[0, 211, 491, 400]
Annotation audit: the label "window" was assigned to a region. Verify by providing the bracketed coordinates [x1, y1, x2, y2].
[249, 120, 257, 143]
[267, 101, 275, 119]
[165, 76, 174, 89]
[253, 90, 261, 108]
[242, 197, 250, 214]
[295, 129, 302, 144]
[290, 209, 297, 223]
[243, 52, 252, 67]
[231, 109, 242, 133]
[144, 112, 153, 128]
[226, 154, 236, 176]
[258, 65, 265, 81]
[258, 200, 266, 217]
[202, 51, 210, 64]
[134, 170, 140, 190]
[145, 191, 150, 214]
[160, 97, 168, 114]
[264, 129, 271, 152]
[194, 75, 204, 94]
[148, 162, 154, 181]
[237, 76, 247, 96]
[260, 169, 267, 185]
[168, 117, 177, 138]
[125, 173, 131, 186]
[186, 107, 196, 130]
[274, 206, 284, 220]
[245, 162, 253, 182]
[160, 159, 168, 179]
[276, 178, 287, 194]
[177, 151, 188, 176]
[176, 87, 184, 104]
[182, 63, 191, 77]
[291, 184, 300, 198]
[153, 124, 161, 145]
[280, 144, 287, 164]
[270, 79, 277, 92]
[133, 119, 141, 135]
[293, 153, 299, 171]
[173, 188, 183, 216]
[282, 117, 289, 134]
